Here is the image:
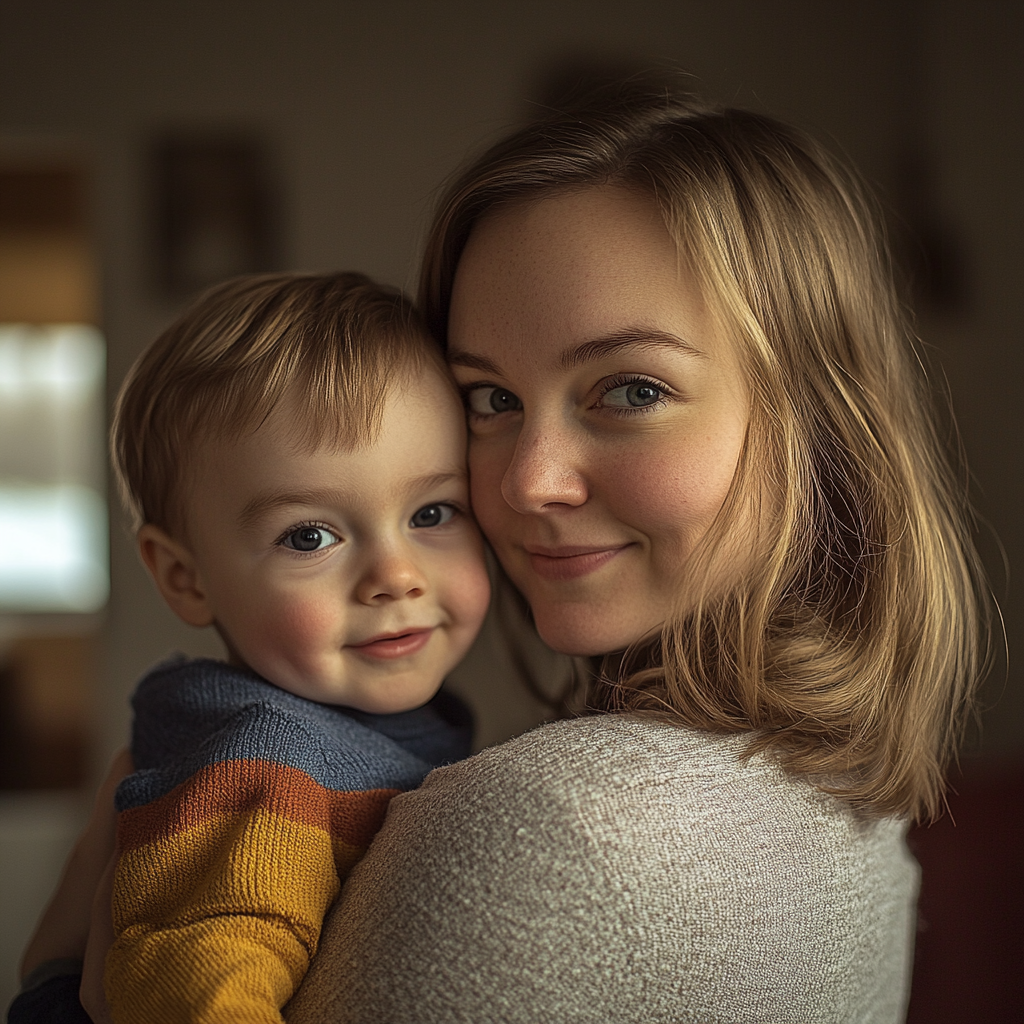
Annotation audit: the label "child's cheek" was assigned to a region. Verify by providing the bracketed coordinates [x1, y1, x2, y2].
[249, 589, 343, 669]
[453, 560, 491, 634]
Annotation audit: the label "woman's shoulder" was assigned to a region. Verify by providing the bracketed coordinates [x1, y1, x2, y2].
[419, 713, 755, 808]
[292, 713, 919, 1024]
[391, 713, 918, 940]
[420, 713, 898, 845]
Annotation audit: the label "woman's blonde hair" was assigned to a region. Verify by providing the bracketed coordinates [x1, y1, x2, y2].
[420, 78, 990, 821]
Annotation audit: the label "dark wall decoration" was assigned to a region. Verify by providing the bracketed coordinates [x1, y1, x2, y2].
[153, 134, 278, 299]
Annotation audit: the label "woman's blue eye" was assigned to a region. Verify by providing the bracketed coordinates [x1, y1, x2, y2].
[282, 526, 339, 552]
[602, 381, 664, 409]
[410, 504, 456, 529]
[467, 387, 523, 415]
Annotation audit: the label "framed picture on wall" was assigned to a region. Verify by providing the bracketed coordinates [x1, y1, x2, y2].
[153, 134, 278, 298]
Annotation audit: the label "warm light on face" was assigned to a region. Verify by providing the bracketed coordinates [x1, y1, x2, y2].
[448, 186, 748, 657]
[180, 369, 490, 713]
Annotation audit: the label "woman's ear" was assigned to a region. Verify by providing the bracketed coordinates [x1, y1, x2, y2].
[136, 524, 215, 628]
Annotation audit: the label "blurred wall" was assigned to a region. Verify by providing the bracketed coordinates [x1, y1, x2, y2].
[0, 0, 1020, 768]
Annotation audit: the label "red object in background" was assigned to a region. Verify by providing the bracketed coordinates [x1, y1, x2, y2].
[906, 759, 1024, 1023]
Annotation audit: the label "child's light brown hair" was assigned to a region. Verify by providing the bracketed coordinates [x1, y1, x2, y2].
[112, 271, 444, 538]
[421, 76, 992, 822]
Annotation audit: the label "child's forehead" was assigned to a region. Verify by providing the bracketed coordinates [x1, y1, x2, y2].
[190, 367, 467, 498]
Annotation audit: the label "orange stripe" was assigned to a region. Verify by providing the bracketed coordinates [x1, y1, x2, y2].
[118, 759, 398, 852]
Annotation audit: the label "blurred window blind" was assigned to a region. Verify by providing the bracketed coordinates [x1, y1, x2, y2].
[0, 164, 107, 613]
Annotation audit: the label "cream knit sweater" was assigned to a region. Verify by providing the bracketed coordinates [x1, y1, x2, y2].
[287, 715, 918, 1023]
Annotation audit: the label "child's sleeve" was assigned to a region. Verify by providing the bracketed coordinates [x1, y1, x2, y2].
[105, 718, 399, 1024]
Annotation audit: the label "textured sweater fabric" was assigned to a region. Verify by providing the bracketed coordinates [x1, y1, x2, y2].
[106, 657, 472, 1024]
[287, 714, 919, 1024]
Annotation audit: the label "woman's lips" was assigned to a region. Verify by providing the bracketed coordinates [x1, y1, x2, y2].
[349, 628, 433, 659]
[525, 544, 629, 582]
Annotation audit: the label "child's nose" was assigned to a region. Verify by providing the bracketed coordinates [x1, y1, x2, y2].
[354, 549, 428, 604]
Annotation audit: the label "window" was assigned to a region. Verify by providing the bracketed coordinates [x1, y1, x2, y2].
[0, 323, 108, 611]
[0, 159, 103, 791]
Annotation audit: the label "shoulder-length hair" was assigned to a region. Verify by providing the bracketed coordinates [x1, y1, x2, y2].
[420, 78, 990, 822]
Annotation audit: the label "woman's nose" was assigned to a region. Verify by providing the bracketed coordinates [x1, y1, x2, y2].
[354, 548, 428, 604]
[500, 422, 588, 513]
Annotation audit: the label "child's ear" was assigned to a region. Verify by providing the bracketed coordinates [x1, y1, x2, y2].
[136, 524, 215, 628]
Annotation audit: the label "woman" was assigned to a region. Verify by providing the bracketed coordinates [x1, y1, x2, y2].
[31, 81, 987, 1024]
[283, 83, 987, 1023]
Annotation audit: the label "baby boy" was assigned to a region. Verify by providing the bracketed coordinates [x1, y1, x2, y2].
[104, 272, 490, 1022]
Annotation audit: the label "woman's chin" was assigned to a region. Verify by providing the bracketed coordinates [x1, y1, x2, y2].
[531, 603, 654, 659]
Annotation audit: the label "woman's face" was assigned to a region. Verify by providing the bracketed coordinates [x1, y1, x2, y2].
[448, 185, 748, 656]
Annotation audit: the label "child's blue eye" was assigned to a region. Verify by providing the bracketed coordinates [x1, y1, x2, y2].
[410, 504, 456, 529]
[602, 380, 664, 408]
[282, 526, 339, 552]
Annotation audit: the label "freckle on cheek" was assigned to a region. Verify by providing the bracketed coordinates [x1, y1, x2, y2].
[616, 458, 696, 518]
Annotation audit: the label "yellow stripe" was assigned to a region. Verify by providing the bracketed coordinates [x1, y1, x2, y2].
[107, 914, 304, 1024]
[110, 807, 371, 1022]
[113, 807, 348, 947]
[108, 801, 385, 1021]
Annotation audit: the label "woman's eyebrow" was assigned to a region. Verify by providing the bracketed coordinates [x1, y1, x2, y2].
[448, 329, 702, 378]
[447, 350, 502, 374]
[559, 328, 704, 369]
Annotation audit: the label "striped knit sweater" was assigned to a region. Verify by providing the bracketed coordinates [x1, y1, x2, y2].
[106, 656, 472, 1024]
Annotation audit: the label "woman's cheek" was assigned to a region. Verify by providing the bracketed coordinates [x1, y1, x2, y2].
[613, 435, 738, 551]
[468, 444, 514, 545]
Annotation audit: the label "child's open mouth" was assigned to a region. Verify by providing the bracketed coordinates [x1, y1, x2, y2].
[349, 628, 434, 659]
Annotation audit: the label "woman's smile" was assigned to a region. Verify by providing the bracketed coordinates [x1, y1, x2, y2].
[524, 542, 634, 581]
[448, 184, 749, 656]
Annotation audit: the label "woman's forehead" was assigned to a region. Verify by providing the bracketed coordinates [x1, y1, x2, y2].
[448, 186, 709, 362]
[457, 186, 674, 281]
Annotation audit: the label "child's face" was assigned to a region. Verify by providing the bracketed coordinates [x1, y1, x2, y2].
[180, 367, 490, 713]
